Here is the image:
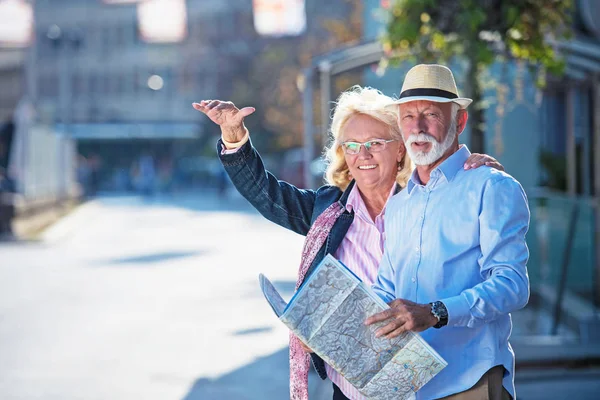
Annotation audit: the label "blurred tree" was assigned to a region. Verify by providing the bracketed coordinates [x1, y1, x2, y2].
[232, 0, 363, 153]
[381, 0, 574, 153]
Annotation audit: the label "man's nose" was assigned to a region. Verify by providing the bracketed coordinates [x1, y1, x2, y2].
[416, 115, 428, 133]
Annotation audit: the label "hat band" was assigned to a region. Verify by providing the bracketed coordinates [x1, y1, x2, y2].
[399, 88, 458, 99]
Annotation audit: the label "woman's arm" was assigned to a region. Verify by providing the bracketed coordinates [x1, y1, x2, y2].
[219, 138, 317, 235]
[194, 100, 317, 236]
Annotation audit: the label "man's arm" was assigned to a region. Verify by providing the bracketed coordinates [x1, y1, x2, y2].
[441, 176, 530, 328]
[366, 176, 530, 338]
[367, 213, 441, 339]
[372, 230, 399, 304]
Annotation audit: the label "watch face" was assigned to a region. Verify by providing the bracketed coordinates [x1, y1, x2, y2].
[438, 302, 448, 318]
[432, 301, 448, 328]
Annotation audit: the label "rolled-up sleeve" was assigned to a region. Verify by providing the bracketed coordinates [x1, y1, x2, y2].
[443, 177, 530, 328]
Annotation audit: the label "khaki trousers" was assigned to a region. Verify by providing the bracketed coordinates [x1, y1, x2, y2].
[438, 365, 512, 400]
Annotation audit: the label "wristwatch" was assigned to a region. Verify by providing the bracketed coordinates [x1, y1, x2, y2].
[429, 301, 448, 329]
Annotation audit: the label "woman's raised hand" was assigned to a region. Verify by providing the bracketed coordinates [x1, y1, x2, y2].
[193, 100, 255, 143]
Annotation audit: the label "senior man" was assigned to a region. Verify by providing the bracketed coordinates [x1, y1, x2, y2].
[365, 64, 530, 400]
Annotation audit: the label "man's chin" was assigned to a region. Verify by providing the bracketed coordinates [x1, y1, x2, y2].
[407, 150, 440, 166]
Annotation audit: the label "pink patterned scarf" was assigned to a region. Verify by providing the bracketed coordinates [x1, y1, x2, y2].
[289, 202, 345, 400]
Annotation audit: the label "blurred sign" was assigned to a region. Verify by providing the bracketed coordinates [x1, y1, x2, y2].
[55, 123, 201, 139]
[0, 0, 32, 48]
[137, 0, 187, 43]
[253, 0, 306, 37]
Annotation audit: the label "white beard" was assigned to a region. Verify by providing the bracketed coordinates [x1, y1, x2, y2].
[404, 118, 457, 166]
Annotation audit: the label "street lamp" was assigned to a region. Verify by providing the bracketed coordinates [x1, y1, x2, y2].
[45, 24, 82, 126]
[147, 74, 164, 91]
[45, 24, 82, 199]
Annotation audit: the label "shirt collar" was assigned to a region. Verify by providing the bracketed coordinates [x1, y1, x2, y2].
[345, 182, 397, 216]
[406, 145, 471, 194]
[345, 184, 360, 213]
[338, 179, 356, 207]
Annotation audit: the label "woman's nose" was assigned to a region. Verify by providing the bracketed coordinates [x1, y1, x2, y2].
[357, 145, 372, 158]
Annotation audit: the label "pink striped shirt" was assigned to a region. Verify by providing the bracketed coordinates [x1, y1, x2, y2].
[326, 183, 396, 400]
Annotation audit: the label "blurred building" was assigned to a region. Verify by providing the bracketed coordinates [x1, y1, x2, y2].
[32, 0, 257, 126]
[26, 0, 259, 191]
[24, 0, 359, 192]
[0, 1, 80, 238]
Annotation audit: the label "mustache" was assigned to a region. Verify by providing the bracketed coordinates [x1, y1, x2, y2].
[405, 133, 437, 145]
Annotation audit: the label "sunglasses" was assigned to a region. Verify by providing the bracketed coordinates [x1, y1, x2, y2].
[341, 139, 398, 155]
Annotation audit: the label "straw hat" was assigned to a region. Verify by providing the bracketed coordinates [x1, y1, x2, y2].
[388, 64, 472, 109]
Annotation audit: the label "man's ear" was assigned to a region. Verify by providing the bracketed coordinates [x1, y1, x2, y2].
[397, 141, 406, 163]
[456, 110, 469, 135]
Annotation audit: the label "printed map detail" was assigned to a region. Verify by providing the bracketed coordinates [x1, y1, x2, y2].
[260, 254, 447, 399]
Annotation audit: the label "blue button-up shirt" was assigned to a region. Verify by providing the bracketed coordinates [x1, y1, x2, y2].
[373, 146, 530, 399]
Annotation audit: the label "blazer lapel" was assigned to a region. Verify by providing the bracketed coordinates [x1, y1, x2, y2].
[324, 212, 353, 255]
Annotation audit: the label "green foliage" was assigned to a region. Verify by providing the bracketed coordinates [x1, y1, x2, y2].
[383, 0, 572, 76]
[382, 0, 574, 151]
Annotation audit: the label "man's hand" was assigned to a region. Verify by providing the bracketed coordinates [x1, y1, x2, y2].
[192, 100, 255, 143]
[364, 299, 438, 339]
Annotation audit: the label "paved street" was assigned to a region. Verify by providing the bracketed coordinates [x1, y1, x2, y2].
[0, 191, 332, 400]
[1, 191, 599, 399]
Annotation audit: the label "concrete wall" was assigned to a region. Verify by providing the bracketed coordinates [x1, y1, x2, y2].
[9, 100, 78, 201]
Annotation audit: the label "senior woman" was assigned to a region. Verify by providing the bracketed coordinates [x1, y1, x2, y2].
[192, 86, 502, 400]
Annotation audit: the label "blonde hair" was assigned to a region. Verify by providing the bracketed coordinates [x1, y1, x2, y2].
[324, 86, 413, 190]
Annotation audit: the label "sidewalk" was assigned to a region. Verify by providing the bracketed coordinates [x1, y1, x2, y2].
[1, 192, 329, 400]
[181, 349, 333, 400]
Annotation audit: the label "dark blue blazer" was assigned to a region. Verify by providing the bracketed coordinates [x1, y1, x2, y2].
[218, 138, 357, 378]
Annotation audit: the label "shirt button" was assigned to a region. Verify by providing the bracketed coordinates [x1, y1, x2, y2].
[411, 278, 416, 283]
[415, 246, 420, 252]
